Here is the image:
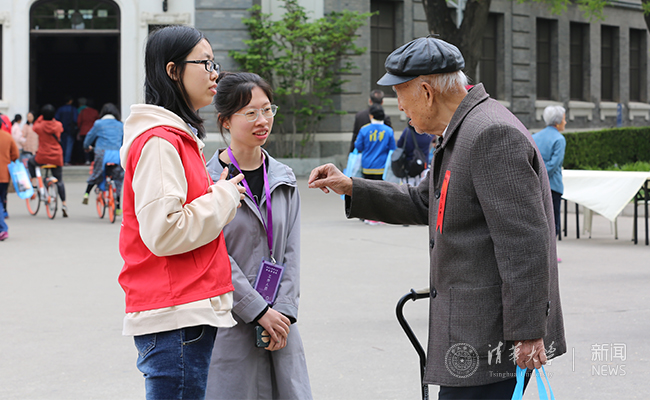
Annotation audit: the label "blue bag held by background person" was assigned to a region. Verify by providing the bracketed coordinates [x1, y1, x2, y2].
[382, 149, 401, 184]
[343, 149, 362, 178]
[8, 160, 34, 200]
[341, 149, 363, 199]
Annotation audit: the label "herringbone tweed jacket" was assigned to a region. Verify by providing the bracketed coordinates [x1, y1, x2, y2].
[346, 84, 566, 387]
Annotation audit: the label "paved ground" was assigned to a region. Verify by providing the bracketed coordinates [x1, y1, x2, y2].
[1, 179, 648, 399]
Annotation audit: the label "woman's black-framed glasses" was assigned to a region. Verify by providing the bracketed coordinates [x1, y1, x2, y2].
[234, 105, 278, 122]
[181, 59, 220, 74]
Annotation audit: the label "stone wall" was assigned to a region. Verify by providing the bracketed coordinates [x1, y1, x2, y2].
[195, 0, 650, 161]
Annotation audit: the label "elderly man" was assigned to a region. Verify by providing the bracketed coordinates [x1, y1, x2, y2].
[308, 37, 565, 399]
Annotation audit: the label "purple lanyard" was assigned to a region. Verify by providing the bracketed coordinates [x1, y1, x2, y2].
[227, 148, 274, 262]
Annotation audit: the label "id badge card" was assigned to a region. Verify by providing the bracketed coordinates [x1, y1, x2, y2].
[253, 259, 285, 305]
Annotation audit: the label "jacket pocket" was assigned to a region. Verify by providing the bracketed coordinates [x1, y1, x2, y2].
[448, 285, 503, 357]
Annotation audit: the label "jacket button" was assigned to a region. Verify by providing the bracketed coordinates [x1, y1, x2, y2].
[546, 301, 551, 316]
[429, 238, 435, 248]
[435, 190, 441, 199]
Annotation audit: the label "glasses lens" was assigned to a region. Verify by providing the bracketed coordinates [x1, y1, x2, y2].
[262, 105, 277, 118]
[245, 110, 258, 122]
[204, 60, 213, 72]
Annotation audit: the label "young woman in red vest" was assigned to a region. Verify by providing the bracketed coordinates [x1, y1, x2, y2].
[117, 26, 245, 400]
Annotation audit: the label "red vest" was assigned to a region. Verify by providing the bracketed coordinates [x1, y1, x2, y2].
[118, 126, 233, 313]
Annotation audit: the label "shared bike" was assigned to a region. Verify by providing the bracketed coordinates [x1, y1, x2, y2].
[95, 163, 118, 223]
[26, 164, 59, 219]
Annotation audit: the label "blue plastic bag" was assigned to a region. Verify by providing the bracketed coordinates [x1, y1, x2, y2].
[511, 366, 555, 400]
[8, 160, 34, 200]
[343, 149, 362, 178]
[382, 150, 401, 184]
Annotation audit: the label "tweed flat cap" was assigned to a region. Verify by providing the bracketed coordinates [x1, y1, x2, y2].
[377, 37, 465, 86]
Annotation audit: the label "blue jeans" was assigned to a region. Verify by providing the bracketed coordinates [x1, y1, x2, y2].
[0, 182, 7, 219]
[0, 197, 7, 233]
[134, 325, 217, 400]
[61, 132, 75, 164]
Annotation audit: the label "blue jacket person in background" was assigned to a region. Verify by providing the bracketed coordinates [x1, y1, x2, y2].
[354, 104, 396, 180]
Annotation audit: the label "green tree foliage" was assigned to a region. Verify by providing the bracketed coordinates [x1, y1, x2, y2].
[230, 0, 372, 158]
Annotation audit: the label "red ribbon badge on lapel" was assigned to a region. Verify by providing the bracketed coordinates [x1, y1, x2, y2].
[436, 170, 451, 234]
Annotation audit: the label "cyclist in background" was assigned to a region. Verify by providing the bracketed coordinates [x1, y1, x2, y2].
[82, 103, 124, 214]
[29, 104, 69, 217]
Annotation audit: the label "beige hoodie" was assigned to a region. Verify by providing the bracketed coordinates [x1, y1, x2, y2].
[121, 104, 240, 336]
[122, 104, 240, 257]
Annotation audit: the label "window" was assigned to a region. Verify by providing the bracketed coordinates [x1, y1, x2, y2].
[30, 0, 119, 30]
[601, 25, 618, 101]
[370, 1, 396, 95]
[536, 19, 553, 100]
[629, 29, 645, 102]
[480, 14, 498, 97]
[570, 23, 588, 100]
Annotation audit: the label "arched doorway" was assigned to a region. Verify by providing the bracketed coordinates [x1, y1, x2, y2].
[29, 0, 120, 116]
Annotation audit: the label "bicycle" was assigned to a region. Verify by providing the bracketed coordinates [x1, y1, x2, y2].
[26, 164, 59, 219]
[95, 163, 118, 223]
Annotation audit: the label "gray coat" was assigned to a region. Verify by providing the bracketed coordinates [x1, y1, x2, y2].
[347, 84, 566, 387]
[205, 149, 312, 399]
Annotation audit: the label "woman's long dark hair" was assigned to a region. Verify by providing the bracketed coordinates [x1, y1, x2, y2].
[213, 72, 273, 137]
[144, 25, 208, 138]
[99, 103, 121, 121]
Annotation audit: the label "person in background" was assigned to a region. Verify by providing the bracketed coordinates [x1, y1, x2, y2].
[349, 90, 393, 153]
[0, 114, 19, 225]
[396, 123, 434, 185]
[82, 103, 124, 213]
[11, 114, 24, 150]
[205, 72, 312, 400]
[533, 105, 567, 262]
[77, 97, 99, 165]
[21, 112, 39, 156]
[55, 96, 78, 165]
[117, 25, 245, 400]
[30, 104, 69, 217]
[354, 104, 395, 181]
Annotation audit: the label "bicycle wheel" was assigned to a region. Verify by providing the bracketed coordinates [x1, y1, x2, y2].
[26, 186, 40, 215]
[107, 182, 117, 224]
[45, 181, 58, 219]
[96, 188, 106, 219]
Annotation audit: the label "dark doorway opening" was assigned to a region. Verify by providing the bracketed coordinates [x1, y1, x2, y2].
[29, 33, 120, 114]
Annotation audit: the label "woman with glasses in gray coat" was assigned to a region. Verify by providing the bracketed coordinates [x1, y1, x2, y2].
[205, 72, 312, 399]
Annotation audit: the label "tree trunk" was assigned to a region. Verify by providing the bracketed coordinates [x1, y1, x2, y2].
[422, 0, 492, 83]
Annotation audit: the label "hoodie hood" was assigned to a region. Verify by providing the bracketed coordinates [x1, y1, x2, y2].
[120, 104, 204, 169]
[37, 119, 64, 134]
